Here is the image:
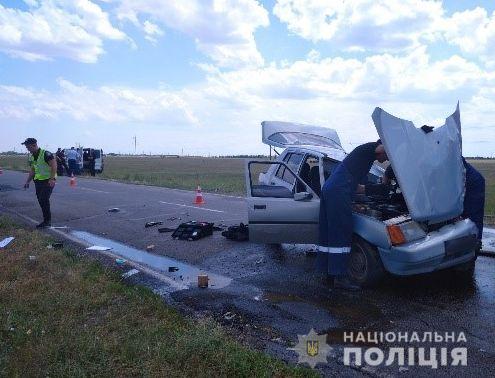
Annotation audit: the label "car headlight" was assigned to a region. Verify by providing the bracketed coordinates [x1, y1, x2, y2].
[387, 221, 426, 246]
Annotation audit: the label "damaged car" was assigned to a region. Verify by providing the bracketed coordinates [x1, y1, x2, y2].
[245, 105, 479, 286]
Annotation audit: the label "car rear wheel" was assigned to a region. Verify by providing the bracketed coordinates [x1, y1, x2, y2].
[348, 236, 385, 287]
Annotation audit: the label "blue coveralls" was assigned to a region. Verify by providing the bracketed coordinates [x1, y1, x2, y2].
[462, 158, 485, 240]
[317, 142, 378, 276]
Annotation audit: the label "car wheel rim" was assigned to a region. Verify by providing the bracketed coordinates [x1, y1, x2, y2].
[349, 244, 367, 281]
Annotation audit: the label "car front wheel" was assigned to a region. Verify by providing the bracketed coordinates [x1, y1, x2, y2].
[348, 236, 385, 287]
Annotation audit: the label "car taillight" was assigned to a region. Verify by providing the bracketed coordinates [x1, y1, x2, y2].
[387, 225, 406, 245]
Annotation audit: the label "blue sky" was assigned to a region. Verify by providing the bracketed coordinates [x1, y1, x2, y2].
[1, 0, 495, 156]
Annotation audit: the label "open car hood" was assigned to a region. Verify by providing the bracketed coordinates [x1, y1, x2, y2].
[372, 104, 465, 224]
[261, 121, 343, 150]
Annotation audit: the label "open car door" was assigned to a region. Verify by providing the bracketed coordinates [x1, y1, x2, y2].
[245, 160, 320, 244]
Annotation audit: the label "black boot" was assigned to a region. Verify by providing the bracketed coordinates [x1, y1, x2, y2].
[36, 221, 51, 229]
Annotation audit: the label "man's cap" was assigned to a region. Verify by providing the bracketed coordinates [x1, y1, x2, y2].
[21, 138, 37, 145]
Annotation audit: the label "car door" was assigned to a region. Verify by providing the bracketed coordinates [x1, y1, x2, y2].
[245, 160, 320, 244]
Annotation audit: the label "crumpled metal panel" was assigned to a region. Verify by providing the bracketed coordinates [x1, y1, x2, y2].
[372, 104, 465, 223]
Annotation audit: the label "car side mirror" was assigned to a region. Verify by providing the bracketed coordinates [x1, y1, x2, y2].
[294, 192, 312, 201]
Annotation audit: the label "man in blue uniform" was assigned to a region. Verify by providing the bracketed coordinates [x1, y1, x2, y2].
[318, 141, 388, 288]
[462, 158, 485, 249]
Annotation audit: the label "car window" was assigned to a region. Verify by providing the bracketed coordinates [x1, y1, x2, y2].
[282, 153, 303, 184]
[323, 158, 339, 181]
[275, 153, 292, 180]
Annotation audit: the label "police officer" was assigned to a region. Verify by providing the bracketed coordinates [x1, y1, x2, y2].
[462, 158, 485, 248]
[22, 138, 57, 228]
[318, 140, 388, 288]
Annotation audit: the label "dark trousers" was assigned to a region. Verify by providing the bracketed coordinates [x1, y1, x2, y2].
[34, 180, 53, 223]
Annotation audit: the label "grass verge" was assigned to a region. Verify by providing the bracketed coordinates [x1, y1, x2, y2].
[0, 217, 315, 377]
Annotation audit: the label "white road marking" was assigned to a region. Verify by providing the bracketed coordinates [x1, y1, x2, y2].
[77, 187, 111, 194]
[159, 201, 225, 213]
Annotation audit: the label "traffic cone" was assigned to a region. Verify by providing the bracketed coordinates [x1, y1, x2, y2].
[70, 173, 76, 187]
[194, 185, 205, 205]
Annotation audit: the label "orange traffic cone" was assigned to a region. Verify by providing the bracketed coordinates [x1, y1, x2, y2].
[194, 185, 205, 205]
[70, 173, 76, 187]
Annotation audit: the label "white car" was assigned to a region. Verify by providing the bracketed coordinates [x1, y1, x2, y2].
[245, 105, 478, 286]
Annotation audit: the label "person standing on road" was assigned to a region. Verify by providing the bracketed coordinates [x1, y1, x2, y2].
[318, 140, 388, 289]
[66, 147, 78, 176]
[22, 138, 57, 228]
[55, 148, 69, 176]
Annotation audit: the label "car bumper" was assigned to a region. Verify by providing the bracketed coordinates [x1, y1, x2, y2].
[378, 219, 478, 276]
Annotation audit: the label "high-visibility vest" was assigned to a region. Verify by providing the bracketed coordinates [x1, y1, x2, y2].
[29, 149, 55, 181]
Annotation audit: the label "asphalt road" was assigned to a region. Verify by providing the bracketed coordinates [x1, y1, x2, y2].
[1, 170, 495, 377]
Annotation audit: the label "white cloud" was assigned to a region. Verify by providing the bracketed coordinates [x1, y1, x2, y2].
[273, 0, 444, 51]
[142, 20, 164, 44]
[0, 0, 126, 63]
[202, 47, 486, 103]
[114, 0, 269, 68]
[0, 78, 198, 126]
[443, 7, 495, 61]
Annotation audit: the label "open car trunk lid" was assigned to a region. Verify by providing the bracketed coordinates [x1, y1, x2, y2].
[261, 121, 343, 150]
[372, 104, 465, 224]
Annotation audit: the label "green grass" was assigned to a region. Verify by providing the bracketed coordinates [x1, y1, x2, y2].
[0, 217, 315, 377]
[1, 154, 494, 217]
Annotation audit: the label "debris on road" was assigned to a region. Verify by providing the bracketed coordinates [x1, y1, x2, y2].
[108, 208, 120, 213]
[168, 266, 179, 272]
[221, 223, 249, 241]
[167, 216, 178, 221]
[122, 269, 139, 278]
[158, 227, 175, 233]
[0, 237, 15, 248]
[146, 244, 155, 251]
[50, 226, 69, 230]
[86, 245, 112, 251]
[172, 221, 213, 241]
[115, 258, 126, 264]
[145, 221, 163, 228]
[198, 274, 208, 288]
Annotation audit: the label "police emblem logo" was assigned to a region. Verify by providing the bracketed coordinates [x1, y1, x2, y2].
[306, 340, 319, 357]
[288, 329, 332, 368]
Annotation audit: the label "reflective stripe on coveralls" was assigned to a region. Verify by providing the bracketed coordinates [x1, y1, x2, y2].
[317, 163, 357, 276]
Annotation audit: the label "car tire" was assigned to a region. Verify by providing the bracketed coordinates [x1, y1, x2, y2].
[348, 236, 385, 287]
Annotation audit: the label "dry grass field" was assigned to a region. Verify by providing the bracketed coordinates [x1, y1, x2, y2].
[1, 154, 493, 216]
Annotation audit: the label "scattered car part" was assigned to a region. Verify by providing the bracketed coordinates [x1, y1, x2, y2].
[108, 208, 120, 213]
[172, 221, 214, 241]
[221, 223, 249, 241]
[145, 221, 163, 228]
[122, 269, 139, 278]
[0, 237, 14, 248]
[158, 227, 175, 233]
[198, 274, 209, 288]
[86, 245, 112, 251]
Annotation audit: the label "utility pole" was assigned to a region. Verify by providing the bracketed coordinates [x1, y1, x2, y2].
[133, 136, 137, 155]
